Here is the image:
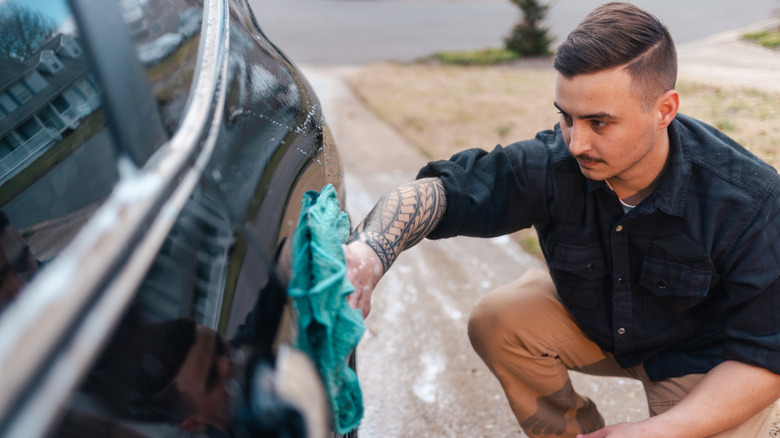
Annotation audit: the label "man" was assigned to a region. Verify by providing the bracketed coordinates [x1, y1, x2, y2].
[343, 2, 780, 437]
[85, 313, 235, 432]
[83, 264, 310, 435]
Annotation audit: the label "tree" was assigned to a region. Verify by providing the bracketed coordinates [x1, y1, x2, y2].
[0, 2, 58, 61]
[504, 0, 553, 57]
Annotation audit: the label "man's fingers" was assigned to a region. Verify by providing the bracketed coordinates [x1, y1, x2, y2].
[346, 291, 370, 319]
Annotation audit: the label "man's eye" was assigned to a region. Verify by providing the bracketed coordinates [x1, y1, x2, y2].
[558, 112, 572, 124]
[591, 120, 608, 128]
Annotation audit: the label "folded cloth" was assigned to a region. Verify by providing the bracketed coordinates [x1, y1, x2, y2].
[288, 184, 364, 434]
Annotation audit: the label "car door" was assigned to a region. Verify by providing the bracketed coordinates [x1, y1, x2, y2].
[0, 0, 347, 436]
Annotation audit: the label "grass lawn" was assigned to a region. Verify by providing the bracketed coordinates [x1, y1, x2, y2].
[347, 60, 780, 435]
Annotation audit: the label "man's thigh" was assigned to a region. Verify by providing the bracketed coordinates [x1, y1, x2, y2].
[470, 268, 631, 376]
[469, 269, 608, 370]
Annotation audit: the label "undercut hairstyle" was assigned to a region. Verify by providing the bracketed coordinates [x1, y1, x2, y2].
[554, 2, 677, 109]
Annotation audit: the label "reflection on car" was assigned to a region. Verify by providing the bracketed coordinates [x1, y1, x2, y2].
[0, 0, 354, 436]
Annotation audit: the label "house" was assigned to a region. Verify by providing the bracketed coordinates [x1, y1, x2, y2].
[0, 34, 101, 185]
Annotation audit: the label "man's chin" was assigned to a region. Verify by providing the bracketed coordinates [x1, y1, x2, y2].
[577, 166, 608, 181]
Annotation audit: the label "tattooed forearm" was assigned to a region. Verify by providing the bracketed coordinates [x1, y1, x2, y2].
[348, 177, 447, 273]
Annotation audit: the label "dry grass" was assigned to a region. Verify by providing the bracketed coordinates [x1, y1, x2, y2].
[677, 81, 780, 169]
[348, 62, 780, 168]
[347, 61, 780, 436]
[349, 62, 560, 161]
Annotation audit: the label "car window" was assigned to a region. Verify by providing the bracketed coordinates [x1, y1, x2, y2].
[0, 0, 118, 311]
[124, 0, 202, 135]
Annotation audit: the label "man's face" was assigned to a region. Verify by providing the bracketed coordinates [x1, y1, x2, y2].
[173, 324, 234, 431]
[0, 223, 38, 307]
[554, 66, 669, 188]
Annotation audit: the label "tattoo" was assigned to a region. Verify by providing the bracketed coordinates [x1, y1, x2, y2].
[348, 178, 446, 273]
[519, 380, 603, 436]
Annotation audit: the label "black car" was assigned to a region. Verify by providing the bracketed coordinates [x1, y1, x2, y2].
[0, 0, 356, 436]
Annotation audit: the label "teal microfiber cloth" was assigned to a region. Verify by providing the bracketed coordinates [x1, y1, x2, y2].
[287, 184, 364, 434]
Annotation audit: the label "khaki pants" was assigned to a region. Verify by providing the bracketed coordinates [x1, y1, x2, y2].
[468, 269, 773, 438]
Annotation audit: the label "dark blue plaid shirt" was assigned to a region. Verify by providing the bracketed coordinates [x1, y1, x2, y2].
[418, 114, 780, 381]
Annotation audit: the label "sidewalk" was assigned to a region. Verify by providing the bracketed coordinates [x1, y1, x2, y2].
[677, 19, 780, 93]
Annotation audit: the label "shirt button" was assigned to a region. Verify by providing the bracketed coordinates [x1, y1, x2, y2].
[586, 263, 595, 271]
[657, 280, 668, 290]
[615, 225, 624, 232]
[617, 328, 627, 335]
[617, 277, 626, 286]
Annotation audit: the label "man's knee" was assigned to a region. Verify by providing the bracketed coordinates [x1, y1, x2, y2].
[467, 288, 503, 356]
[468, 269, 558, 356]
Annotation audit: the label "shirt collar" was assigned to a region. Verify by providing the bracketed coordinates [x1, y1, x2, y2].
[640, 118, 689, 216]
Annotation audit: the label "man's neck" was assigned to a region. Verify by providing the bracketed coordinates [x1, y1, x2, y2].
[606, 129, 670, 206]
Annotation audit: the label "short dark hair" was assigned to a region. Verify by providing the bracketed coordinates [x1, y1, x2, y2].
[553, 2, 677, 108]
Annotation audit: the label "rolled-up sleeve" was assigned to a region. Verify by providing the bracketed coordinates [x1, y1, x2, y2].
[416, 131, 557, 240]
[721, 189, 780, 374]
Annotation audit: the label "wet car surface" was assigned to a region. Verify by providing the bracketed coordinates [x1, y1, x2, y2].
[0, 0, 350, 436]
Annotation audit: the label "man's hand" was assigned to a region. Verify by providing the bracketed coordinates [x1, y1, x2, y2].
[577, 422, 655, 438]
[579, 361, 780, 438]
[343, 241, 383, 318]
[342, 178, 447, 318]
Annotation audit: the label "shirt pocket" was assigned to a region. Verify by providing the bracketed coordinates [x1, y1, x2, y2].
[639, 256, 713, 310]
[549, 242, 609, 308]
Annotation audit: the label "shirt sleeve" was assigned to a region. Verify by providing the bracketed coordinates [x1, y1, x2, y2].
[721, 188, 780, 374]
[415, 130, 556, 240]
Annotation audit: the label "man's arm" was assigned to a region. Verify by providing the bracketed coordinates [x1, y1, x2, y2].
[344, 177, 447, 317]
[579, 360, 780, 438]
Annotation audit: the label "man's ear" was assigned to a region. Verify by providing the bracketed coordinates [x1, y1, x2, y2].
[656, 89, 679, 129]
[181, 416, 207, 432]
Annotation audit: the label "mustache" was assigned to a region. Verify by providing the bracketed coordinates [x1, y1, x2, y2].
[574, 153, 606, 164]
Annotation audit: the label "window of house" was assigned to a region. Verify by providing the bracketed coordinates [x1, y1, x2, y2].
[0, 92, 19, 113]
[0, 136, 17, 157]
[74, 79, 97, 100]
[38, 106, 65, 131]
[15, 119, 41, 142]
[51, 95, 71, 113]
[39, 51, 63, 74]
[23, 71, 48, 93]
[4, 132, 23, 149]
[60, 36, 83, 58]
[9, 83, 33, 104]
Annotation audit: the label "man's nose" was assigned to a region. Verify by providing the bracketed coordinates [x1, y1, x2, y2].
[568, 123, 591, 156]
